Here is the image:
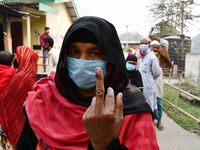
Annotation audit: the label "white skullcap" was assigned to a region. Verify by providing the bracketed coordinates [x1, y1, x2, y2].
[150, 40, 160, 46]
[160, 39, 169, 50]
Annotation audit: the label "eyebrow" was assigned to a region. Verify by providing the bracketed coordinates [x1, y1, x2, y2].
[127, 61, 137, 64]
[140, 42, 149, 44]
[152, 46, 160, 48]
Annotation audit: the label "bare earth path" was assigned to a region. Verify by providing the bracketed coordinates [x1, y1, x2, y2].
[156, 112, 200, 150]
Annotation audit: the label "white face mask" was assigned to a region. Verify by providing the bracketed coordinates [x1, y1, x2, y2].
[66, 57, 107, 89]
[126, 63, 136, 71]
[139, 44, 149, 54]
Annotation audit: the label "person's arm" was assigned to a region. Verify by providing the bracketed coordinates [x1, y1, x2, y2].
[149, 34, 160, 42]
[39, 34, 44, 47]
[48, 53, 53, 75]
[151, 56, 161, 79]
[136, 71, 143, 88]
[158, 47, 172, 68]
[82, 67, 124, 150]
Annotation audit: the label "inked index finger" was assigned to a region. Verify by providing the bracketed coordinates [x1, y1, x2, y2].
[95, 67, 105, 113]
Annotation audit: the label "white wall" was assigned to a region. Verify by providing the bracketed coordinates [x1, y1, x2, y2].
[46, 3, 73, 49]
[185, 53, 200, 84]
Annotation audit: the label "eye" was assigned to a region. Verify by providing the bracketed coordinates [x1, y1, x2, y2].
[89, 49, 102, 57]
[68, 49, 80, 57]
[153, 46, 159, 49]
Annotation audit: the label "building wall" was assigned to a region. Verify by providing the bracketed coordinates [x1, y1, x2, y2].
[30, 15, 46, 47]
[0, 2, 74, 54]
[22, 15, 46, 48]
[22, 3, 73, 50]
[185, 53, 200, 84]
[21, 6, 46, 49]
[22, 18, 28, 46]
[46, 3, 72, 49]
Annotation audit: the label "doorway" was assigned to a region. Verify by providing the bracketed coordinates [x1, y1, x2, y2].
[11, 21, 23, 53]
[0, 24, 4, 51]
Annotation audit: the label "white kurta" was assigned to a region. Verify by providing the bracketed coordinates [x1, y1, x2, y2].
[155, 68, 163, 98]
[139, 51, 161, 111]
[47, 47, 60, 75]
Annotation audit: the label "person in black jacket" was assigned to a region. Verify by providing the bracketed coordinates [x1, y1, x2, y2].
[125, 54, 143, 90]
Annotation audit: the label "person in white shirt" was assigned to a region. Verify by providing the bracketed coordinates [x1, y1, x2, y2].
[150, 40, 172, 131]
[138, 38, 161, 111]
[44, 37, 60, 75]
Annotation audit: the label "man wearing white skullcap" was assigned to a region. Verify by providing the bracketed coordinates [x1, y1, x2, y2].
[149, 38, 172, 131]
[160, 39, 169, 50]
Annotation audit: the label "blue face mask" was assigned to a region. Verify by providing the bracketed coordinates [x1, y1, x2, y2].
[66, 57, 107, 89]
[139, 44, 149, 54]
[126, 63, 136, 71]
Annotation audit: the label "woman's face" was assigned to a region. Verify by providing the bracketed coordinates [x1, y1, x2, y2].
[66, 42, 105, 98]
[67, 42, 104, 60]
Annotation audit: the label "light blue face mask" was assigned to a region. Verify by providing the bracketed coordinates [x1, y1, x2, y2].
[126, 63, 136, 71]
[139, 44, 149, 54]
[66, 57, 107, 89]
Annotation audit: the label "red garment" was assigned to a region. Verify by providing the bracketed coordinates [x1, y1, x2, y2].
[0, 46, 38, 146]
[119, 114, 159, 150]
[0, 65, 15, 124]
[0, 65, 16, 93]
[40, 32, 49, 47]
[25, 72, 159, 150]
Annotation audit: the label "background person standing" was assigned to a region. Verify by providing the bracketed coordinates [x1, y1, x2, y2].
[138, 38, 161, 111]
[125, 54, 143, 90]
[40, 27, 50, 72]
[43, 37, 60, 75]
[149, 39, 172, 131]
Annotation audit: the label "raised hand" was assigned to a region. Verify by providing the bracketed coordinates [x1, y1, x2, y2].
[82, 67, 124, 150]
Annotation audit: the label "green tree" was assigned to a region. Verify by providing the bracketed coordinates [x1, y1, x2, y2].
[156, 20, 180, 36]
[150, 0, 196, 35]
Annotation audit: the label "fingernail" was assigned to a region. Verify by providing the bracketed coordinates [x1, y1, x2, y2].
[95, 67, 101, 75]
[107, 87, 114, 95]
[118, 92, 122, 98]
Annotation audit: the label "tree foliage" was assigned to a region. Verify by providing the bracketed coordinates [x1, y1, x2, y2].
[150, 0, 195, 34]
[156, 20, 180, 37]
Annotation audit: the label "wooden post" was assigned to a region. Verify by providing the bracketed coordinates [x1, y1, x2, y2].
[173, 72, 182, 114]
[168, 67, 173, 84]
[164, 81, 200, 102]
[198, 122, 200, 136]
[163, 98, 200, 134]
